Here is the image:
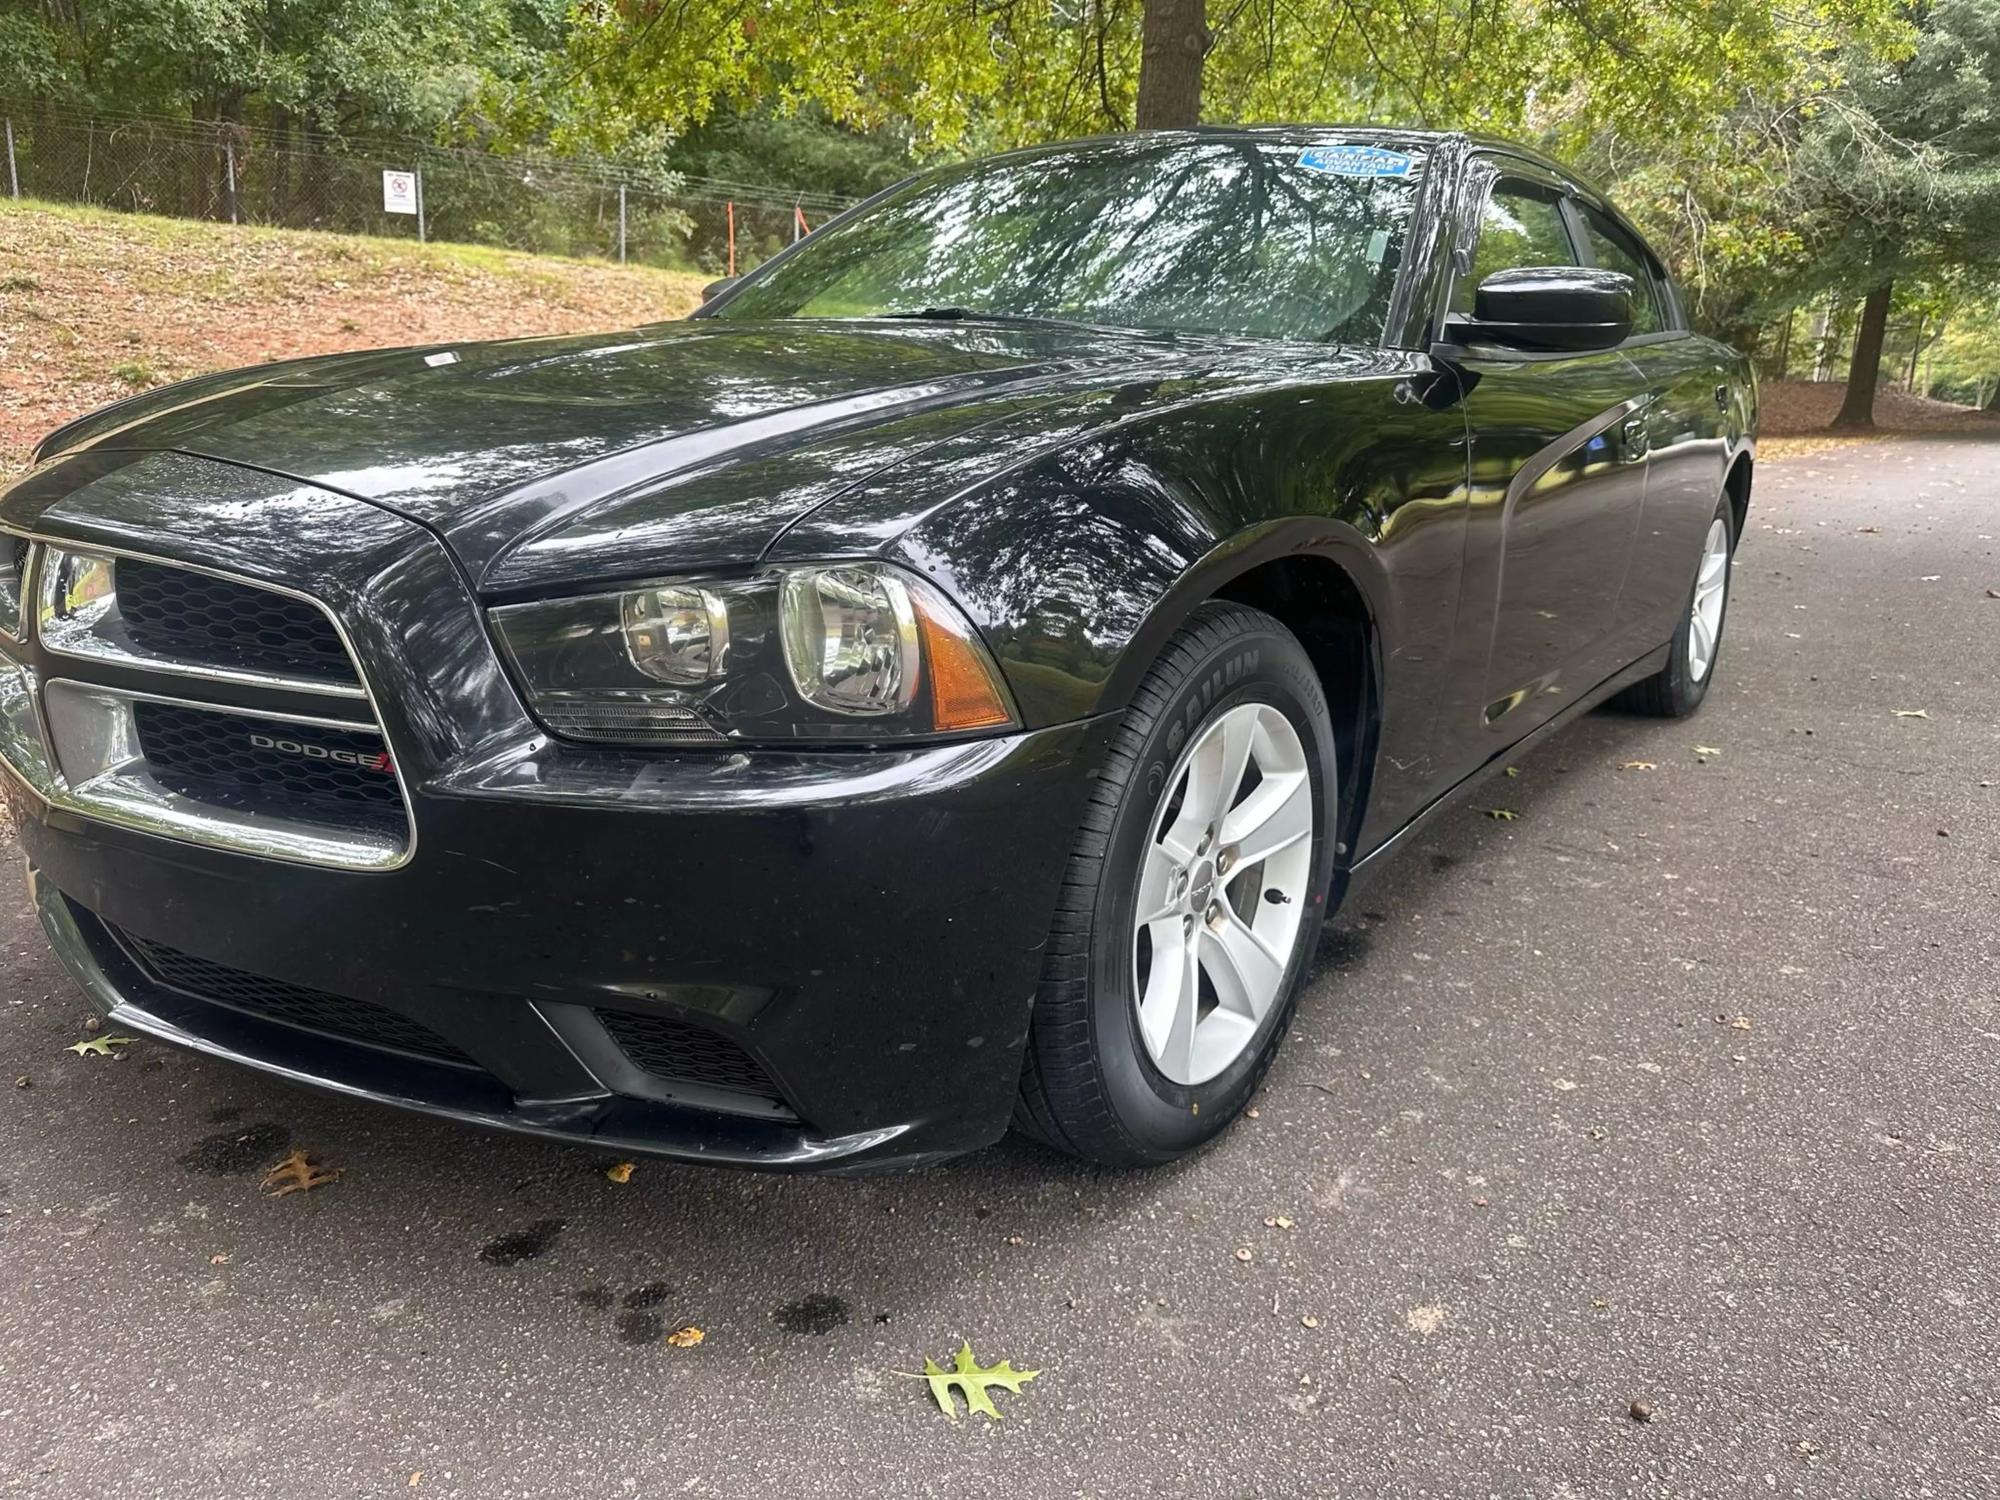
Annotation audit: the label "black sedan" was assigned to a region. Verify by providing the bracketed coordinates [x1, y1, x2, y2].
[0, 127, 1754, 1169]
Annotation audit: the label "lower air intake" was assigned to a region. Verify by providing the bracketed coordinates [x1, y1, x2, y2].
[112, 927, 476, 1069]
[596, 1008, 790, 1109]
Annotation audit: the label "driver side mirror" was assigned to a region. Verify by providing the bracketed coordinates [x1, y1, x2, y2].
[1446, 266, 1634, 353]
[702, 276, 739, 303]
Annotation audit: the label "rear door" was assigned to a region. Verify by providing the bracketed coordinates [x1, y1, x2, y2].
[1435, 157, 1651, 748]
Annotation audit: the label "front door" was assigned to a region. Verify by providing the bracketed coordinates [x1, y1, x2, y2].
[1439, 161, 1650, 746]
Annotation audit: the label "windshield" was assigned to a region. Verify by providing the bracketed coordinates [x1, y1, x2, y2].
[713, 136, 1429, 344]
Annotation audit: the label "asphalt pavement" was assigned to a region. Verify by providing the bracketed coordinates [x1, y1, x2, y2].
[1, 435, 1995, 1499]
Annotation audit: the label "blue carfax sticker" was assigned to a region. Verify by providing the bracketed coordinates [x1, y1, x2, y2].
[1297, 145, 1414, 178]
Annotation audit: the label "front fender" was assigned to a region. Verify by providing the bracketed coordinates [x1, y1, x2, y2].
[885, 370, 1465, 733]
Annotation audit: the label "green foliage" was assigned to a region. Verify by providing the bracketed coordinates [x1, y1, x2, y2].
[5, 0, 1998, 384]
[2, 0, 529, 137]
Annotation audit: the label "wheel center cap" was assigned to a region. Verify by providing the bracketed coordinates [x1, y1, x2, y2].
[1188, 859, 1217, 912]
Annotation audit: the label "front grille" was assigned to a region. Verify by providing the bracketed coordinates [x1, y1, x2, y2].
[134, 701, 403, 834]
[115, 559, 358, 685]
[113, 926, 476, 1068]
[597, 1009, 790, 1107]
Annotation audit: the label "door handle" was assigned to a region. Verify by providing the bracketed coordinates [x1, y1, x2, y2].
[1621, 412, 1650, 460]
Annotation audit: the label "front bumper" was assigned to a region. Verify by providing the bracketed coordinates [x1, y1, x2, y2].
[15, 716, 1109, 1170]
[0, 449, 1110, 1171]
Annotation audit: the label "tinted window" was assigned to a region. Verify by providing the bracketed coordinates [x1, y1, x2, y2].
[717, 138, 1429, 344]
[1452, 179, 1576, 314]
[1579, 207, 1664, 334]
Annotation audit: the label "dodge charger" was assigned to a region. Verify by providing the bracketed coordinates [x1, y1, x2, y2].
[0, 127, 1755, 1169]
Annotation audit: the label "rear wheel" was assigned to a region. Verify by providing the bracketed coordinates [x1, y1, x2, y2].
[1015, 603, 1337, 1167]
[1614, 496, 1735, 718]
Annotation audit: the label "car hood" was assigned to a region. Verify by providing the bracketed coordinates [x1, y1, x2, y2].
[37, 319, 1196, 587]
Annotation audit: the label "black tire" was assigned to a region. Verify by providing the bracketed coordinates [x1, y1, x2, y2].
[1014, 602, 1338, 1167]
[1613, 493, 1736, 718]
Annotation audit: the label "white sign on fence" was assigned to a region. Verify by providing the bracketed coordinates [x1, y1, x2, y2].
[382, 170, 419, 215]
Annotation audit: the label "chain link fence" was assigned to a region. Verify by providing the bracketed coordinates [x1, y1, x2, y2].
[0, 103, 857, 275]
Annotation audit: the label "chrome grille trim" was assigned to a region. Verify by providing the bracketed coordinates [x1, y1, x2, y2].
[0, 531, 416, 872]
[38, 681, 412, 870]
[33, 539, 367, 700]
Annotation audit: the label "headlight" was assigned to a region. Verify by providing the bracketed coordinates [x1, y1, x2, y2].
[490, 562, 1015, 746]
[780, 566, 917, 715]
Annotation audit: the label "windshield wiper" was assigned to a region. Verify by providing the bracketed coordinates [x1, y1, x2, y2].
[874, 306, 1105, 331]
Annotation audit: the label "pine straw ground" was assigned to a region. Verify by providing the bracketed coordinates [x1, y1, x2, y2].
[1758, 378, 2000, 459]
[0, 199, 706, 477]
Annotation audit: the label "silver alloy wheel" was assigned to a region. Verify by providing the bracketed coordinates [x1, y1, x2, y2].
[1131, 701, 1316, 1086]
[1687, 517, 1730, 682]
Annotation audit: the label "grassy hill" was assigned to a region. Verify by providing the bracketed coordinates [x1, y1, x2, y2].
[0, 200, 708, 476]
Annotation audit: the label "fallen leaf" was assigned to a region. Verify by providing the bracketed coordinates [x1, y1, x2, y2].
[260, 1149, 343, 1197]
[666, 1325, 704, 1348]
[1693, 746, 1722, 758]
[1301, 1314, 1321, 1328]
[1857, 525, 1880, 533]
[1986, 588, 1999, 600]
[921, 1342, 1038, 1420]
[1719, 1014, 1752, 1031]
[1504, 766, 1520, 777]
[604, 1161, 635, 1185]
[1919, 575, 1941, 582]
[1234, 1246, 1253, 1262]
[409, 1473, 421, 1489]
[66, 1034, 136, 1058]
[1618, 760, 1657, 771]
[1263, 1215, 1295, 1230]
[1485, 808, 1519, 821]
[209, 1252, 232, 1265]
[1892, 709, 1929, 719]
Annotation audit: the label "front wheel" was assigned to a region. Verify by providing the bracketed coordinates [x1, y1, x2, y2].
[1613, 496, 1735, 718]
[1015, 602, 1337, 1167]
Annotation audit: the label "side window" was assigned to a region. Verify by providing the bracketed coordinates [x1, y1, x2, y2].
[1578, 206, 1664, 335]
[1451, 178, 1577, 314]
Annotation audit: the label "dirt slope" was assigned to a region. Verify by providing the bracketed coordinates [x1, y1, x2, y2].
[0, 200, 707, 476]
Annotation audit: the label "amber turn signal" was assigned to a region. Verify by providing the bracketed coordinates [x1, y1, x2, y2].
[912, 592, 1015, 732]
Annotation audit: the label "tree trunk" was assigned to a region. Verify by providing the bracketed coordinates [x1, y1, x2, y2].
[1832, 282, 1892, 430]
[1985, 376, 2000, 412]
[1136, 0, 1208, 129]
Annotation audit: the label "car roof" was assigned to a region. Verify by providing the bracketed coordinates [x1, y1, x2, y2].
[975, 126, 1612, 212]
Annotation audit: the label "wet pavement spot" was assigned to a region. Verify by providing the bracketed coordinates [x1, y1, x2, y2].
[478, 1218, 564, 1266]
[774, 1293, 850, 1335]
[1315, 926, 1373, 971]
[179, 1123, 291, 1177]
[1428, 852, 1460, 873]
[574, 1284, 615, 1311]
[617, 1311, 664, 1345]
[207, 1105, 245, 1124]
[623, 1282, 671, 1310]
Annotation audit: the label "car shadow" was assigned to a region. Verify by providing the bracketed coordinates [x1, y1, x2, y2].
[2, 701, 1672, 1359]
